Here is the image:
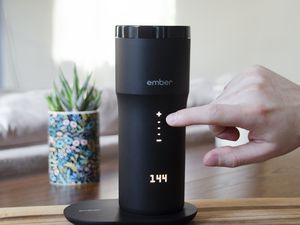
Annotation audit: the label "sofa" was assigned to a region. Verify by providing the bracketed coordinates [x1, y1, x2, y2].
[0, 76, 232, 178]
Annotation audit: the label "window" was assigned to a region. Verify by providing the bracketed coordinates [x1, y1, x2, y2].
[52, 0, 176, 83]
[1, 0, 176, 90]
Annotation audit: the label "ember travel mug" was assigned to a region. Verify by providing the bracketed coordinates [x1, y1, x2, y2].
[115, 25, 191, 215]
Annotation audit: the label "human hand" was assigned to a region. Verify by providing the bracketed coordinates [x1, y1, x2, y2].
[166, 65, 300, 167]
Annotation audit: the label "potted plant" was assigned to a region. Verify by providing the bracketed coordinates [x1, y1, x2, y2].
[46, 65, 101, 185]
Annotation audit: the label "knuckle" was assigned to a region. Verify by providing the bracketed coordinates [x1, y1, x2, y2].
[252, 64, 266, 72]
[253, 74, 267, 87]
[242, 65, 268, 86]
[209, 125, 225, 136]
[207, 104, 221, 123]
[250, 74, 267, 86]
[248, 82, 266, 95]
[246, 77, 268, 95]
[229, 153, 242, 168]
[253, 104, 271, 118]
[219, 147, 242, 168]
[245, 65, 266, 74]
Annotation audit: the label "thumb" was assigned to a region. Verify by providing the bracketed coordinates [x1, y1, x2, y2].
[203, 142, 275, 167]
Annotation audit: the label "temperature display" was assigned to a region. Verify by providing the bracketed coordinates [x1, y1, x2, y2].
[149, 174, 168, 183]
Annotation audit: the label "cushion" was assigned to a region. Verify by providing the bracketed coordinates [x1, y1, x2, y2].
[0, 77, 223, 149]
[0, 88, 118, 149]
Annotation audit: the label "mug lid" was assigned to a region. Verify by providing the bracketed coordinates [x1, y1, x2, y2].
[115, 25, 190, 39]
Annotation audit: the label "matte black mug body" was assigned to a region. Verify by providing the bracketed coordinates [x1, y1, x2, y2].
[115, 26, 190, 215]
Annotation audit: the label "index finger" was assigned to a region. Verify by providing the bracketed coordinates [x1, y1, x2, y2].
[166, 104, 254, 129]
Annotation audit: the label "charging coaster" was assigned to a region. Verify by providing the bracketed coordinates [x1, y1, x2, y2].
[64, 199, 197, 225]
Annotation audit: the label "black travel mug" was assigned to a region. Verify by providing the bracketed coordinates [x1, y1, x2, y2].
[115, 25, 190, 215]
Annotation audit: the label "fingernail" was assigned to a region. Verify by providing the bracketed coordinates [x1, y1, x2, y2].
[166, 113, 177, 125]
[204, 152, 219, 167]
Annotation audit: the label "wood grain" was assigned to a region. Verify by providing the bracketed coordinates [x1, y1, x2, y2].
[1, 143, 300, 208]
[1, 198, 300, 225]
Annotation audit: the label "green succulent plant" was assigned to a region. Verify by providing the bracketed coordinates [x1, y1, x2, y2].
[46, 65, 101, 111]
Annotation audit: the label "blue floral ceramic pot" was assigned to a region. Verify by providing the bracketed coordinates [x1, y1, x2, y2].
[48, 111, 100, 185]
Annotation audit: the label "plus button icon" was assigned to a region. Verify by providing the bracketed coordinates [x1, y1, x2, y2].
[156, 111, 162, 117]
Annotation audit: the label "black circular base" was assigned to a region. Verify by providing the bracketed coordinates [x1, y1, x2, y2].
[64, 199, 197, 225]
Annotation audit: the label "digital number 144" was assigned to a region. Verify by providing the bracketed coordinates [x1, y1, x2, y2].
[150, 174, 168, 183]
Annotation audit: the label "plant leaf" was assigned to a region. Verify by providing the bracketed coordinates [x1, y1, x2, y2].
[73, 65, 80, 94]
[76, 93, 85, 110]
[80, 86, 95, 111]
[54, 95, 64, 111]
[72, 65, 79, 110]
[95, 90, 102, 109]
[90, 90, 101, 110]
[48, 65, 100, 112]
[86, 88, 101, 110]
[86, 101, 96, 111]
[78, 73, 92, 96]
[46, 95, 56, 111]
[56, 91, 71, 111]
[52, 82, 65, 111]
[59, 68, 72, 109]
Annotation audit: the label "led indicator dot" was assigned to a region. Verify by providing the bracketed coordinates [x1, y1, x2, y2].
[157, 133, 161, 136]
[156, 139, 162, 142]
[157, 121, 161, 124]
[157, 127, 161, 130]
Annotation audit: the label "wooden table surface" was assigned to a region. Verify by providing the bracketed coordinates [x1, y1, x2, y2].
[1, 198, 300, 225]
[1, 142, 300, 208]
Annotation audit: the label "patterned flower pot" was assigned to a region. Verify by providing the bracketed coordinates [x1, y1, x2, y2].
[48, 111, 100, 185]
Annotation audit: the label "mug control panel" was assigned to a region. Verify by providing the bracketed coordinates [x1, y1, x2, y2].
[155, 111, 163, 143]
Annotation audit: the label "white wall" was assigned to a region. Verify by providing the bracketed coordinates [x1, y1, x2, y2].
[1, 0, 300, 91]
[0, 0, 3, 88]
[2, 0, 55, 90]
[1, 0, 176, 91]
[176, 0, 300, 83]
[51, 0, 176, 89]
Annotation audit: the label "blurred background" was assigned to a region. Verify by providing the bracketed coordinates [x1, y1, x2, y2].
[1, 0, 300, 91]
